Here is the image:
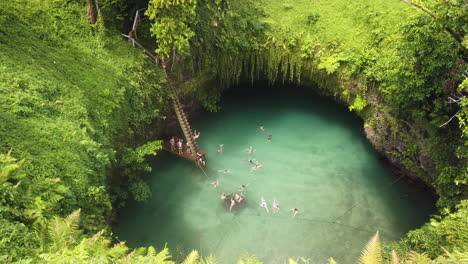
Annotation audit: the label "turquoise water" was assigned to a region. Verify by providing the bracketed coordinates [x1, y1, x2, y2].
[115, 89, 436, 263]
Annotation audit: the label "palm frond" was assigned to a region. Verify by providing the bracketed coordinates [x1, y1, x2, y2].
[182, 250, 199, 264]
[358, 231, 382, 264]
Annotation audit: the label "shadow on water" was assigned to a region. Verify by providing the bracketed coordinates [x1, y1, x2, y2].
[115, 84, 437, 263]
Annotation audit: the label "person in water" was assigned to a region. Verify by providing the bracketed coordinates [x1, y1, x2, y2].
[260, 197, 269, 213]
[251, 161, 263, 171]
[217, 144, 224, 153]
[211, 180, 219, 188]
[247, 158, 255, 164]
[218, 169, 231, 174]
[239, 184, 248, 192]
[244, 146, 255, 153]
[260, 124, 265, 132]
[292, 208, 299, 217]
[230, 197, 236, 211]
[267, 133, 272, 142]
[193, 130, 200, 140]
[273, 199, 280, 213]
[234, 193, 241, 202]
[220, 193, 227, 200]
[170, 137, 175, 151]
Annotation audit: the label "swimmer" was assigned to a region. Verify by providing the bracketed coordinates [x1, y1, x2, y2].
[267, 133, 272, 142]
[247, 158, 255, 164]
[260, 197, 269, 213]
[217, 169, 231, 174]
[238, 195, 244, 203]
[193, 130, 200, 140]
[234, 193, 241, 203]
[220, 193, 227, 200]
[211, 180, 219, 188]
[292, 208, 299, 217]
[230, 198, 236, 211]
[251, 161, 264, 171]
[260, 124, 265, 132]
[273, 199, 280, 213]
[239, 184, 249, 192]
[217, 144, 224, 153]
[244, 146, 256, 153]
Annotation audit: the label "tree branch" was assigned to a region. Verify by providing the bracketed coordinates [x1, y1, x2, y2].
[399, 0, 465, 54]
[440, 110, 461, 127]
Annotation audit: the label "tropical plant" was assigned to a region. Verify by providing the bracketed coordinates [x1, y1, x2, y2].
[357, 232, 468, 264]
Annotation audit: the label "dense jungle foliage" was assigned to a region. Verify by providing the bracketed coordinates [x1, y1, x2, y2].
[0, 0, 467, 262]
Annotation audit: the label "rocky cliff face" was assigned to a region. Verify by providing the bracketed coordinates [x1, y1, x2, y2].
[363, 109, 438, 186]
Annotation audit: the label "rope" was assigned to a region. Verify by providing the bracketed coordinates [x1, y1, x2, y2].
[198, 165, 211, 180]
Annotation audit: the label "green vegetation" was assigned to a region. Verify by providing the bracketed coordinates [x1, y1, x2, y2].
[0, 0, 467, 262]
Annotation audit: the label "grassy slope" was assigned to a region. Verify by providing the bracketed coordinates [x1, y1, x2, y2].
[260, 0, 412, 54]
[0, 0, 165, 240]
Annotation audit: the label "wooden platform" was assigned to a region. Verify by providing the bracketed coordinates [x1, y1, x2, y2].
[162, 141, 206, 163]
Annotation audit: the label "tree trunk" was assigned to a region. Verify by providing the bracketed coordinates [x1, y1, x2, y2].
[87, 0, 99, 24]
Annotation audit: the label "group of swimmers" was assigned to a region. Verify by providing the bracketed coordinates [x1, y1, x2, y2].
[212, 124, 299, 217]
[220, 190, 246, 211]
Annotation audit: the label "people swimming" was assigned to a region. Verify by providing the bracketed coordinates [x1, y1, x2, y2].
[220, 193, 227, 200]
[273, 199, 280, 213]
[247, 158, 255, 164]
[217, 144, 224, 153]
[230, 198, 236, 211]
[218, 169, 231, 174]
[193, 130, 200, 140]
[292, 208, 299, 217]
[251, 161, 263, 171]
[244, 146, 255, 153]
[267, 133, 272, 142]
[211, 180, 219, 188]
[239, 184, 248, 192]
[260, 124, 265, 132]
[260, 197, 269, 213]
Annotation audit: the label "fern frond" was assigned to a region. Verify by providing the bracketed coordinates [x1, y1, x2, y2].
[201, 255, 217, 264]
[237, 254, 263, 264]
[147, 246, 156, 257]
[389, 250, 400, 264]
[154, 246, 172, 263]
[64, 209, 81, 242]
[358, 231, 382, 264]
[405, 251, 431, 264]
[182, 250, 199, 264]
